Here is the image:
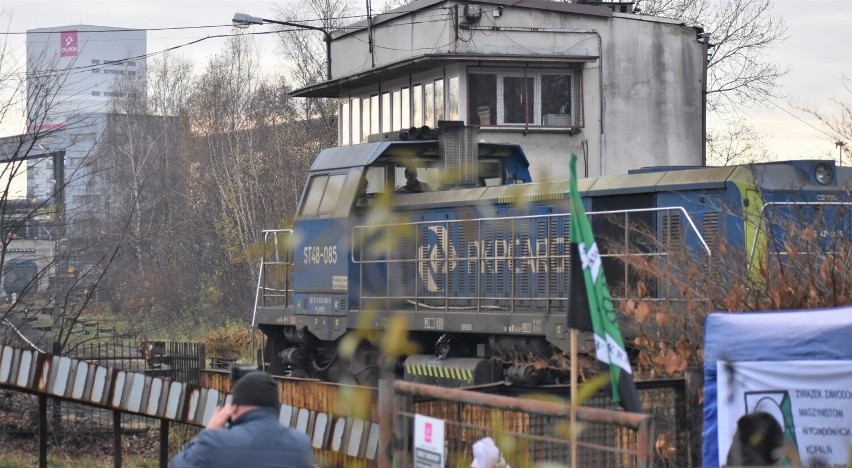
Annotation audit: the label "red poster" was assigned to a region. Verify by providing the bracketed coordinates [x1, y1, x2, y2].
[60, 31, 78, 57]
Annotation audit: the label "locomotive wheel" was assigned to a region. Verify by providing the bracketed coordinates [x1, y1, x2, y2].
[349, 341, 380, 387]
[264, 335, 288, 376]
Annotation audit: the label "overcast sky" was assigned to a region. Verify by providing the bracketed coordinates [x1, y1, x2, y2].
[2, 0, 851, 161]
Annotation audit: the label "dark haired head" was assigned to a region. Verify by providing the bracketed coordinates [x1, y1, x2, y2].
[726, 411, 784, 466]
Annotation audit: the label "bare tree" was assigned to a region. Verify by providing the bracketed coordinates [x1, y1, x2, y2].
[706, 118, 771, 166]
[79, 34, 323, 333]
[274, 0, 352, 133]
[640, 0, 788, 113]
[0, 20, 126, 352]
[797, 75, 852, 165]
[84, 53, 201, 333]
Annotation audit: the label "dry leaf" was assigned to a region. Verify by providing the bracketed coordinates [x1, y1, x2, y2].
[636, 302, 652, 323]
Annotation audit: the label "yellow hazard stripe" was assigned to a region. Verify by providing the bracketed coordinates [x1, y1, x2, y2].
[404, 363, 476, 381]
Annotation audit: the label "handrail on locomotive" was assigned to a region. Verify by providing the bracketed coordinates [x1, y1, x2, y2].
[746, 201, 852, 272]
[256, 206, 711, 313]
[254, 229, 294, 325]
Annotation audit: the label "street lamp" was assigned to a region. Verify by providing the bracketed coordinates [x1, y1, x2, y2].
[232, 12, 332, 80]
[836, 141, 846, 167]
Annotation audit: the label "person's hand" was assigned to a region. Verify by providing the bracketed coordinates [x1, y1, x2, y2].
[206, 404, 236, 429]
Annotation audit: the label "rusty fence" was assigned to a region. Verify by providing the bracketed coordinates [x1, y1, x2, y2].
[55, 340, 206, 432]
[0, 342, 210, 467]
[380, 380, 655, 467]
[200, 369, 702, 467]
[468, 377, 701, 467]
[66, 340, 206, 385]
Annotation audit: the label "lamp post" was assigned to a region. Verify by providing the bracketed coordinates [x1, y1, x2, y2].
[49, 150, 67, 331]
[836, 141, 846, 166]
[232, 12, 332, 80]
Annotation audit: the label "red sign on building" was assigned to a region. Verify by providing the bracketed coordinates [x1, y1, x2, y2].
[60, 31, 78, 57]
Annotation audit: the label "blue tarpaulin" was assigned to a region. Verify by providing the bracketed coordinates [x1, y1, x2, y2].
[702, 306, 852, 467]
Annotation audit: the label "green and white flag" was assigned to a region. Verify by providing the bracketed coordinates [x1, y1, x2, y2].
[567, 154, 642, 413]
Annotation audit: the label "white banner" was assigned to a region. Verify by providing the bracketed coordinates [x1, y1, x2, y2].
[414, 414, 445, 468]
[717, 360, 852, 466]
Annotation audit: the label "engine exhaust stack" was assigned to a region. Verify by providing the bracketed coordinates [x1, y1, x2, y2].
[439, 120, 479, 188]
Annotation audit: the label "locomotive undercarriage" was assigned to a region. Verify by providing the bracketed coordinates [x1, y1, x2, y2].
[257, 307, 580, 387]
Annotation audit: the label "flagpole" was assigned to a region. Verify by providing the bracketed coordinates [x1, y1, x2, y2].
[570, 328, 578, 468]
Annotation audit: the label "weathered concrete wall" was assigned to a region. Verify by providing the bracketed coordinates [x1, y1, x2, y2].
[602, 14, 705, 174]
[2, 239, 54, 294]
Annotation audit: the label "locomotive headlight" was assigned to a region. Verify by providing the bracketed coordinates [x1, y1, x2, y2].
[815, 163, 834, 185]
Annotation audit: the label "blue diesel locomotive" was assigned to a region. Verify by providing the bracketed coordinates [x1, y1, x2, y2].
[253, 124, 852, 386]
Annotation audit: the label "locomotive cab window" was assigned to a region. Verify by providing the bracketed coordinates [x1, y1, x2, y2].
[394, 164, 439, 193]
[361, 166, 386, 196]
[301, 174, 347, 216]
[356, 166, 388, 207]
[480, 160, 503, 186]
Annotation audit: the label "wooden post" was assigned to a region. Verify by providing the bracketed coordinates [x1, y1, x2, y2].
[160, 419, 170, 467]
[392, 387, 413, 466]
[38, 394, 47, 468]
[113, 410, 122, 468]
[570, 328, 579, 468]
[377, 379, 394, 468]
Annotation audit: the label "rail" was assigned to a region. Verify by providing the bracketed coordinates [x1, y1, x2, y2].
[253, 229, 293, 323]
[352, 207, 708, 312]
[747, 201, 852, 272]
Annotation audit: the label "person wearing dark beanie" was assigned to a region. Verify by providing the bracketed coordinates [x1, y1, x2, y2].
[170, 371, 313, 468]
[231, 371, 281, 409]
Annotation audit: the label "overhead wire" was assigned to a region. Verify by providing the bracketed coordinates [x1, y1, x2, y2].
[0, 24, 234, 35]
[763, 98, 843, 142]
[0, 6, 464, 36]
[3, 13, 456, 77]
[1, 30, 283, 79]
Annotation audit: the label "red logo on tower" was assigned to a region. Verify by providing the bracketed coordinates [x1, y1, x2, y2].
[60, 31, 78, 57]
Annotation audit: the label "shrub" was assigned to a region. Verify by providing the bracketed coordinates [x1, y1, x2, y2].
[203, 322, 262, 362]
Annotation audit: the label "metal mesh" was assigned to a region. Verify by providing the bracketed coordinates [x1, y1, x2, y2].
[389, 380, 655, 468]
[397, 379, 692, 468]
[400, 400, 646, 467]
[439, 123, 479, 187]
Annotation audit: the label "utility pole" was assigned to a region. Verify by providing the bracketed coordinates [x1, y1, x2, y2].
[51, 150, 66, 347]
[836, 141, 846, 166]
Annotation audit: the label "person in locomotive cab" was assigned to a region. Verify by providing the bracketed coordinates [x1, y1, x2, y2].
[170, 370, 313, 468]
[397, 166, 432, 193]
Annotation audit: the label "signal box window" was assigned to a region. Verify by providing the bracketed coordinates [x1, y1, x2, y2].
[502, 76, 534, 124]
[468, 67, 581, 128]
[302, 174, 347, 216]
[469, 74, 497, 126]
